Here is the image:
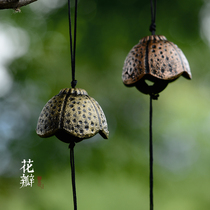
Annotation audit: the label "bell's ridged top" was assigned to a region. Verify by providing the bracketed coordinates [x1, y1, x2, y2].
[36, 88, 109, 143]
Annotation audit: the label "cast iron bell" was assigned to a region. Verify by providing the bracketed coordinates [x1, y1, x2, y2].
[122, 35, 192, 95]
[36, 88, 109, 143]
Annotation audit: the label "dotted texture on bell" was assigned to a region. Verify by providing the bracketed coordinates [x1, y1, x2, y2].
[122, 35, 192, 86]
[36, 88, 109, 142]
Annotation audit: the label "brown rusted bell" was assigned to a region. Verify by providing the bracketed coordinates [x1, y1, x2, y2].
[122, 35, 192, 95]
[36, 88, 109, 143]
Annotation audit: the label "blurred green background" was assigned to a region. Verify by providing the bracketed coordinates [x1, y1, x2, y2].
[0, 0, 210, 209]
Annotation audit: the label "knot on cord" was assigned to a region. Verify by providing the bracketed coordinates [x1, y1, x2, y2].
[71, 80, 78, 88]
[150, 93, 159, 100]
[69, 141, 76, 149]
[149, 22, 156, 35]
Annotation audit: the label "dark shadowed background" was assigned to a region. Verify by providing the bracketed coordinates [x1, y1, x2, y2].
[0, 0, 210, 209]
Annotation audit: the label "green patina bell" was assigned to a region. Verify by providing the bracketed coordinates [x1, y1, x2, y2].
[36, 88, 109, 143]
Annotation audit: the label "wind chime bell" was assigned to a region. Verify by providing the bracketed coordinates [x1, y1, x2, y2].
[122, 35, 192, 95]
[36, 88, 109, 143]
[36, 1, 109, 209]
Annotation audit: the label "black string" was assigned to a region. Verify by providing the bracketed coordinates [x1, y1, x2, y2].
[149, 93, 158, 210]
[149, 95, 154, 210]
[69, 142, 77, 210]
[68, 0, 78, 88]
[149, 0, 157, 35]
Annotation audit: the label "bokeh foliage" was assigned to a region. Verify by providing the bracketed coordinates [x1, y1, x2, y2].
[0, 0, 210, 209]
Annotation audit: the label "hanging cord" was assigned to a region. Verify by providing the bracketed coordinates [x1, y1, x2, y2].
[149, 2, 157, 209]
[69, 142, 77, 210]
[149, 94, 158, 210]
[68, 0, 78, 88]
[149, 0, 157, 35]
[149, 95, 154, 210]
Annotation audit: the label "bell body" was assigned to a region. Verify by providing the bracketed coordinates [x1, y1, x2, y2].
[122, 35, 192, 94]
[36, 88, 109, 143]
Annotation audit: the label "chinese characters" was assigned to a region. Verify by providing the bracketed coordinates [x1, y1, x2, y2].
[20, 159, 34, 188]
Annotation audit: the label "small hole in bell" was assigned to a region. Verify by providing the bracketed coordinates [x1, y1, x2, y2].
[145, 79, 154, 86]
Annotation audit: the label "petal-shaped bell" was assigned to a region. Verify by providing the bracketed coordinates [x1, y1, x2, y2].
[36, 88, 109, 143]
[122, 35, 192, 95]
